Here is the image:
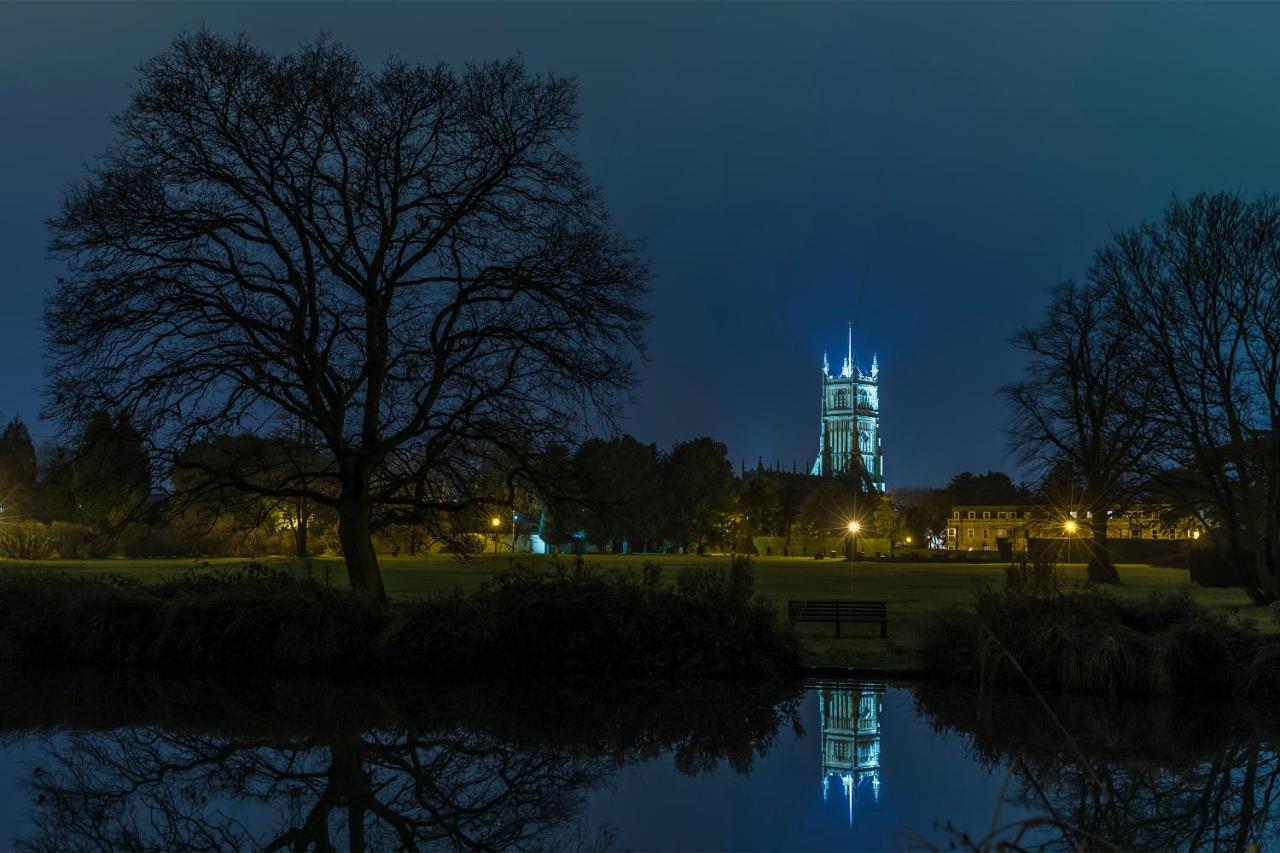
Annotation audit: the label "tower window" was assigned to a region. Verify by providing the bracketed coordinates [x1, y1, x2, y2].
[834, 390, 849, 408]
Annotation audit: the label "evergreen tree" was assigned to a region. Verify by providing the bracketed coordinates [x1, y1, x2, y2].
[0, 416, 39, 517]
[72, 411, 151, 529]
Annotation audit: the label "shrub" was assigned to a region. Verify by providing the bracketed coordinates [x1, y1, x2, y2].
[47, 522, 97, 559]
[916, 578, 1263, 698]
[1004, 555, 1060, 599]
[0, 558, 800, 678]
[0, 520, 54, 560]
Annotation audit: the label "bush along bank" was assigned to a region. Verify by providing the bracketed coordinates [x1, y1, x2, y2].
[0, 558, 800, 679]
[915, 561, 1279, 698]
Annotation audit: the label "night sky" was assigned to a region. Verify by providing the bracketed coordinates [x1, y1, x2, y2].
[4, 2, 1280, 487]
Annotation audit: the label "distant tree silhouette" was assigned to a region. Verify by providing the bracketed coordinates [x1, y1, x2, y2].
[662, 437, 736, 553]
[1099, 192, 1280, 602]
[572, 435, 663, 552]
[1003, 281, 1158, 583]
[45, 33, 647, 599]
[0, 415, 38, 518]
[68, 411, 151, 531]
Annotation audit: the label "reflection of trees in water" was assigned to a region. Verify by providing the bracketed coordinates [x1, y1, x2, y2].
[914, 685, 1280, 850]
[5, 671, 802, 851]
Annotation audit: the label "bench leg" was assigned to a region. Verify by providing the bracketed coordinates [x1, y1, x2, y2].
[835, 621, 841, 638]
[880, 621, 887, 638]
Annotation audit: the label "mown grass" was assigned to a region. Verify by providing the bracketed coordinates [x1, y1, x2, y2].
[0, 553, 1259, 671]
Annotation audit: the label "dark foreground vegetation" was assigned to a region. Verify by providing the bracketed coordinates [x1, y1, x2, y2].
[916, 562, 1280, 698]
[0, 558, 798, 678]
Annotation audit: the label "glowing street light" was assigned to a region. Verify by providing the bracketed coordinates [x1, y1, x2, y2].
[1063, 519, 1078, 535]
[846, 520, 860, 562]
[1192, 530, 1201, 540]
[490, 516, 501, 554]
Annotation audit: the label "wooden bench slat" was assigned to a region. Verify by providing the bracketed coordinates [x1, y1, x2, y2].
[787, 599, 888, 637]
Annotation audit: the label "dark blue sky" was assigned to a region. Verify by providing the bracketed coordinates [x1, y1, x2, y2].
[3, 2, 1279, 486]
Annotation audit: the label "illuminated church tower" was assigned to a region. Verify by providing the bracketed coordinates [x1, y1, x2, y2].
[819, 682, 883, 826]
[811, 323, 885, 491]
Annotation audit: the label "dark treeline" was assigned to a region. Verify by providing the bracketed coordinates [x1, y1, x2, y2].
[1005, 191, 1280, 598]
[547, 437, 890, 556]
[1, 407, 1020, 562]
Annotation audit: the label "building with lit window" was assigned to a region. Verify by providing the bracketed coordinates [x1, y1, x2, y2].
[945, 505, 1204, 553]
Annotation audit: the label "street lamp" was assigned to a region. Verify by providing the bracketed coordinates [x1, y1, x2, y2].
[1063, 519, 1078, 535]
[490, 516, 501, 554]
[846, 520, 860, 562]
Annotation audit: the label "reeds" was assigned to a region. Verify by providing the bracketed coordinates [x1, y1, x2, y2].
[916, 570, 1271, 698]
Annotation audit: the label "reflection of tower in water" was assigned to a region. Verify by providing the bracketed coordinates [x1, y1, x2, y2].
[818, 682, 883, 826]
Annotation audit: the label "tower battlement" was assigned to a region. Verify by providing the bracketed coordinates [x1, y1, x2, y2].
[811, 324, 885, 490]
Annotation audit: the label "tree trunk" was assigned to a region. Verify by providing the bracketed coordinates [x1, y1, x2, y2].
[1087, 512, 1120, 584]
[337, 476, 386, 602]
[294, 495, 309, 559]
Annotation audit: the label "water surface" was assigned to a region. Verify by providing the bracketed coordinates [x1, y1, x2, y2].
[0, 669, 1276, 850]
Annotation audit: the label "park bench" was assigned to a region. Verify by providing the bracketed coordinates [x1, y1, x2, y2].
[787, 599, 888, 638]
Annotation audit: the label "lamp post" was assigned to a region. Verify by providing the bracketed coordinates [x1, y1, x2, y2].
[490, 516, 501, 554]
[846, 520, 860, 562]
[1063, 518, 1078, 564]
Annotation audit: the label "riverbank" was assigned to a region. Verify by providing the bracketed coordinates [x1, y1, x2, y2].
[916, 565, 1280, 698]
[0, 561, 798, 678]
[0, 553, 1259, 672]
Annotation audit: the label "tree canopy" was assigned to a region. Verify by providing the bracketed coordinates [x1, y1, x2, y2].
[45, 33, 647, 598]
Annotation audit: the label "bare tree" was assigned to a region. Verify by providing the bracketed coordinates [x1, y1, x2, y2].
[45, 33, 647, 599]
[1003, 281, 1158, 583]
[1097, 192, 1280, 602]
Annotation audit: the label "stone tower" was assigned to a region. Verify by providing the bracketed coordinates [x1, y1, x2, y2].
[811, 323, 885, 491]
[819, 682, 883, 826]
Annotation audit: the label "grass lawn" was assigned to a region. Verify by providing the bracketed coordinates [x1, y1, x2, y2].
[1, 553, 1261, 672]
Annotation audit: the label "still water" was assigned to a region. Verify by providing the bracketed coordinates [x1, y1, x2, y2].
[0, 668, 1277, 850]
